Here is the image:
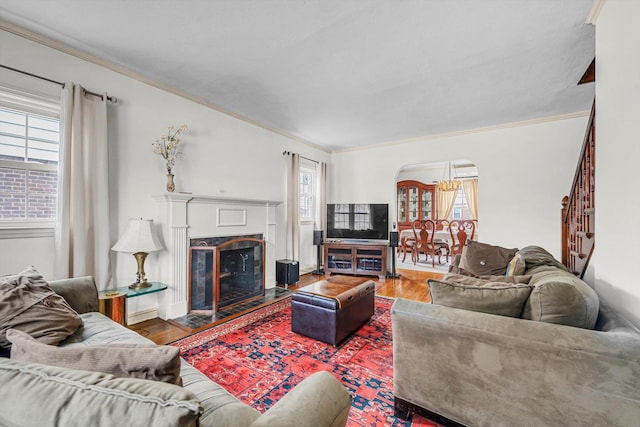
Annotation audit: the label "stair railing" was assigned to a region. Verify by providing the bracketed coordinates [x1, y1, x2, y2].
[561, 101, 595, 278]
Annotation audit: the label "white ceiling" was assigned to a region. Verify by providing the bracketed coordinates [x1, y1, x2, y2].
[0, 0, 595, 151]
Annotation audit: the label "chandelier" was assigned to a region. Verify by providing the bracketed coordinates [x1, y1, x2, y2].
[437, 161, 461, 192]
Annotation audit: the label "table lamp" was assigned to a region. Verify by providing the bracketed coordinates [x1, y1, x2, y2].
[112, 218, 164, 289]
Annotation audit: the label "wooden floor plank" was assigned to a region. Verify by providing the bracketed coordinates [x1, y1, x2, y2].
[132, 268, 440, 345]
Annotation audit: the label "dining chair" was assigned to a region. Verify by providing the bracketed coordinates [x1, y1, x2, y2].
[410, 219, 444, 267]
[398, 229, 414, 262]
[448, 219, 476, 256]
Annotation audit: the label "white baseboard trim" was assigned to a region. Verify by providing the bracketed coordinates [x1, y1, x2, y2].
[299, 266, 315, 275]
[127, 308, 158, 325]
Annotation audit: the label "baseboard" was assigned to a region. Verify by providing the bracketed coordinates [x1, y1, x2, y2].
[299, 265, 316, 275]
[127, 308, 158, 325]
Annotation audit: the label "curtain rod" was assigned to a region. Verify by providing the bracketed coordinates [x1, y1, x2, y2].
[0, 64, 117, 103]
[282, 150, 319, 164]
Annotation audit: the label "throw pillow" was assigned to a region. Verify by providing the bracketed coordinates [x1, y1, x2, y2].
[458, 240, 519, 276]
[7, 329, 182, 385]
[517, 246, 568, 272]
[0, 358, 201, 427]
[447, 264, 479, 277]
[443, 273, 532, 285]
[506, 252, 527, 276]
[0, 267, 82, 349]
[428, 279, 534, 318]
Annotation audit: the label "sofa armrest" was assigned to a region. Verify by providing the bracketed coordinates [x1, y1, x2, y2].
[249, 371, 351, 427]
[391, 298, 640, 426]
[48, 276, 99, 314]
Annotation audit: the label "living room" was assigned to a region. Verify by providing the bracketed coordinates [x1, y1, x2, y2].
[1, 0, 639, 425]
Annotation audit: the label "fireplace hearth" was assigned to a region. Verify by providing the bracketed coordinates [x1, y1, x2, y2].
[189, 234, 265, 314]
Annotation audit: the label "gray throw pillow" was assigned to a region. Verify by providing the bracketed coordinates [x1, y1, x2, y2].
[7, 328, 182, 386]
[0, 267, 82, 349]
[458, 241, 519, 276]
[517, 246, 568, 272]
[443, 273, 532, 285]
[428, 279, 534, 318]
[0, 358, 201, 427]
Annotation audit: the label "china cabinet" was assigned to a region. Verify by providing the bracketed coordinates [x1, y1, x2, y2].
[397, 180, 436, 232]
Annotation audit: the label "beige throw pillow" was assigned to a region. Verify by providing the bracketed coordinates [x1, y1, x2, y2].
[7, 329, 183, 386]
[506, 252, 527, 276]
[458, 241, 519, 276]
[428, 279, 534, 318]
[0, 267, 82, 349]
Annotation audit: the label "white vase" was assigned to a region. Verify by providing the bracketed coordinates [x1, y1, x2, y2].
[166, 172, 175, 192]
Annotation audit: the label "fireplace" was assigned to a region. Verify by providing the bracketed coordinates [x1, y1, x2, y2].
[189, 234, 265, 313]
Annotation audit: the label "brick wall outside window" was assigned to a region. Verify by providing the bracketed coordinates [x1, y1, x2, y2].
[0, 168, 57, 219]
[27, 170, 58, 219]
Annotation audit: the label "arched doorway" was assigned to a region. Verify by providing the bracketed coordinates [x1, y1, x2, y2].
[395, 159, 478, 272]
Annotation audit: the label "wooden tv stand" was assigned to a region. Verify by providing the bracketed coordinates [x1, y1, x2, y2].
[324, 241, 387, 279]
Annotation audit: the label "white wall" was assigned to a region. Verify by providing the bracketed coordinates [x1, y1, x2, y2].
[0, 29, 329, 318]
[331, 116, 588, 257]
[591, 0, 640, 326]
[396, 161, 476, 184]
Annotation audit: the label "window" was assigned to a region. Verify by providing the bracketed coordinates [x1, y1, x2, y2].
[449, 187, 470, 220]
[0, 87, 60, 233]
[299, 166, 315, 222]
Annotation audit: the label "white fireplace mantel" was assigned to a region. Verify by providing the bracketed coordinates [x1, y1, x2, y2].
[152, 192, 282, 207]
[153, 192, 282, 320]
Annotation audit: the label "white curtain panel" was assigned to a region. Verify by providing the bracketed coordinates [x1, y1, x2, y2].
[54, 83, 111, 289]
[286, 153, 300, 260]
[315, 161, 327, 231]
[436, 188, 458, 220]
[462, 178, 479, 220]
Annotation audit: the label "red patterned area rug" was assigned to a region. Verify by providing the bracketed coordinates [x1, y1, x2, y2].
[173, 297, 439, 427]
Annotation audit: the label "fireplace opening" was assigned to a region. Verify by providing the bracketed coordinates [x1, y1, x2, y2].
[189, 235, 265, 314]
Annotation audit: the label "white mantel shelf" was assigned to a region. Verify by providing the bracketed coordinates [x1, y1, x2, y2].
[152, 192, 282, 207]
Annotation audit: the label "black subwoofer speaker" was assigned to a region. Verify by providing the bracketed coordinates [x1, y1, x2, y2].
[313, 230, 323, 246]
[389, 231, 399, 248]
[276, 259, 299, 285]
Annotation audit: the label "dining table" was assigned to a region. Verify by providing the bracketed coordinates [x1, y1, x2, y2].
[398, 228, 452, 264]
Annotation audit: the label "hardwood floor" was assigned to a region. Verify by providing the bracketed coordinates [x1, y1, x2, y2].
[131, 268, 441, 345]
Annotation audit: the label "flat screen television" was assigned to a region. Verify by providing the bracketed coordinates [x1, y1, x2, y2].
[326, 203, 389, 241]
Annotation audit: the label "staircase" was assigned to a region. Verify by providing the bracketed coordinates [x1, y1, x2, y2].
[561, 102, 595, 278]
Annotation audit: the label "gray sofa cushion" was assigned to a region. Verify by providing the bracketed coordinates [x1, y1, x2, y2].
[49, 276, 99, 314]
[8, 328, 182, 385]
[523, 265, 600, 329]
[62, 311, 261, 427]
[0, 267, 82, 349]
[515, 246, 599, 329]
[428, 279, 534, 318]
[458, 241, 519, 276]
[0, 358, 202, 427]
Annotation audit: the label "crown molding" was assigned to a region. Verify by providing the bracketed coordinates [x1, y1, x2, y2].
[0, 20, 329, 153]
[585, 0, 606, 25]
[334, 110, 591, 154]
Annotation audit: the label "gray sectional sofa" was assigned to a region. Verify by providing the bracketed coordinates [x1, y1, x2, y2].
[0, 275, 352, 427]
[391, 245, 640, 426]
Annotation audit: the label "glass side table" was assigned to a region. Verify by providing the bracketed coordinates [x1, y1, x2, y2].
[98, 282, 168, 325]
[115, 282, 168, 298]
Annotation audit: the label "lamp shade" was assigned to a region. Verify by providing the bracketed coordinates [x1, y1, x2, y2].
[112, 218, 163, 253]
